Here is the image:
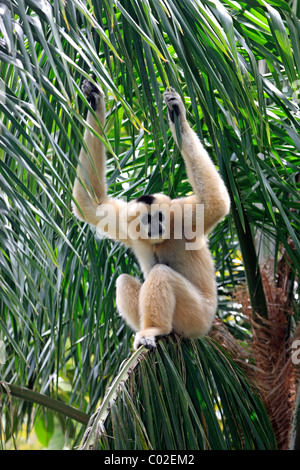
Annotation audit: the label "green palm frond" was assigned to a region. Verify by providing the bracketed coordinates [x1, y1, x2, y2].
[81, 337, 277, 450]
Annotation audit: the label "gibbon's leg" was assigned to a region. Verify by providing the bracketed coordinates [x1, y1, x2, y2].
[133, 264, 217, 350]
[116, 274, 141, 332]
[72, 80, 107, 226]
[163, 88, 230, 234]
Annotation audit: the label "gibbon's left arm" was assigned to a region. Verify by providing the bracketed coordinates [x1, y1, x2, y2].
[164, 89, 230, 234]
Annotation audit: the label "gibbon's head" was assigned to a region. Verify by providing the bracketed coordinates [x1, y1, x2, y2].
[127, 193, 172, 244]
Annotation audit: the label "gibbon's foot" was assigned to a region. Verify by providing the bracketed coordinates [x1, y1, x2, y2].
[163, 87, 186, 124]
[81, 79, 103, 112]
[133, 332, 157, 351]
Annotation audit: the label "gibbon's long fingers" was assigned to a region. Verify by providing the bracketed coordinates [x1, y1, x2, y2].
[82, 79, 106, 128]
[133, 328, 169, 351]
[163, 88, 186, 125]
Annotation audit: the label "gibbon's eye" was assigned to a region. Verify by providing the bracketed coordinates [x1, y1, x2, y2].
[158, 211, 165, 222]
[151, 211, 164, 223]
[141, 213, 151, 225]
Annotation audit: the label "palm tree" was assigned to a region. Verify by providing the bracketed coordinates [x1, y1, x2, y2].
[0, 0, 299, 450]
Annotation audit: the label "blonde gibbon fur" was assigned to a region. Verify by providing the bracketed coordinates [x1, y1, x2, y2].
[73, 80, 230, 350]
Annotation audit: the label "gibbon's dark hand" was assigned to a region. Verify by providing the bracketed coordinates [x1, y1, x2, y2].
[163, 87, 186, 124]
[82, 79, 104, 112]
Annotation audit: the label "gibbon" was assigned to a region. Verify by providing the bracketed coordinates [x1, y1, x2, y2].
[73, 80, 230, 350]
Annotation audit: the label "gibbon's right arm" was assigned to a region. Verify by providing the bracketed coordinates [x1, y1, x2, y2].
[163, 88, 230, 234]
[72, 80, 129, 242]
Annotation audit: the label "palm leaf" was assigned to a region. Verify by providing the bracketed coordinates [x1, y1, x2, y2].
[81, 336, 277, 450]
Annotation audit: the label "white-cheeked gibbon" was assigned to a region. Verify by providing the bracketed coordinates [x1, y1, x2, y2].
[73, 80, 230, 350]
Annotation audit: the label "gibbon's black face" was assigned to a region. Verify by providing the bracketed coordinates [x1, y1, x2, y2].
[136, 194, 166, 240]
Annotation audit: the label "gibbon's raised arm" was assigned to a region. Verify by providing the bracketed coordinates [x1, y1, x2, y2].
[72, 81, 106, 222]
[164, 89, 230, 234]
[72, 81, 129, 242]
